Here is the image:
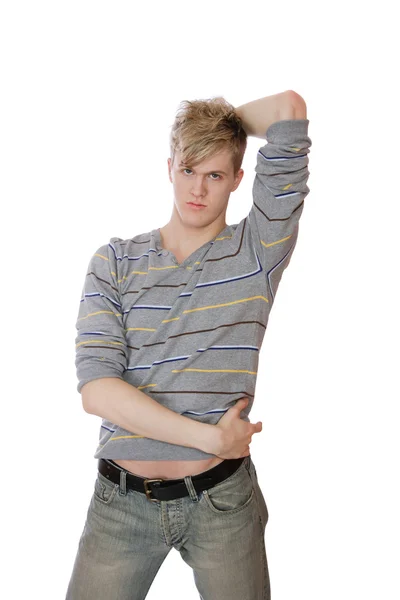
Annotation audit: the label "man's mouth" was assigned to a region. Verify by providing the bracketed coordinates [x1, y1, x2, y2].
[187, 202, 206, 209]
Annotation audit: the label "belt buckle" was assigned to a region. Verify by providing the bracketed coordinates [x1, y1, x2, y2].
[143, 478, 163, 502]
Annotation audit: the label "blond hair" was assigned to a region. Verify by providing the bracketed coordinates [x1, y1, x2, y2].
[169, 96, 247, 176]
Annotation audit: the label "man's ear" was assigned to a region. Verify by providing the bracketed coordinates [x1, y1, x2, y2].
[168, 158, 172, 183]
[232, 168, 244, 192]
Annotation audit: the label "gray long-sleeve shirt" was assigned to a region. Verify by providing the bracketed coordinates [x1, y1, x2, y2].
[75, 118, 312, 460]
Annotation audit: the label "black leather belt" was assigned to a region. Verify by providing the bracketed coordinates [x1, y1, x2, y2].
[98, 456, 246, 503]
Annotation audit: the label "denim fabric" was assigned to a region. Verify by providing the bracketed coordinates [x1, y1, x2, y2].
[66, 455, 270, 599]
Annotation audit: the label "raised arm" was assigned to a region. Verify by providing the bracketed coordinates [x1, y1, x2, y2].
[235, 91, 311, 304]
[235, 90, 307, 138]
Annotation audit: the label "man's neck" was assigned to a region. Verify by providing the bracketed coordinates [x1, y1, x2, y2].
[159, 222, 227, 254]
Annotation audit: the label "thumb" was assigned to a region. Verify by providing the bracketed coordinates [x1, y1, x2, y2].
[237, 397, 249, 409]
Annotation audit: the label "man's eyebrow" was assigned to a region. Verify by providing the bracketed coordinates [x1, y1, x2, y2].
[178, 163, 228, 175]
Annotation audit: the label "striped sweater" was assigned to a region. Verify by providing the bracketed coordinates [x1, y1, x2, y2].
[75, 118, 312, 460]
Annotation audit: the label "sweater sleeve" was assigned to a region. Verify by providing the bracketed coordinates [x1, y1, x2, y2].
[246, 118, 312, 303]
[74, 237, 128, 394]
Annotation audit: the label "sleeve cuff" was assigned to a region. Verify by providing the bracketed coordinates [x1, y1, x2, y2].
[266, 118, 309, 144]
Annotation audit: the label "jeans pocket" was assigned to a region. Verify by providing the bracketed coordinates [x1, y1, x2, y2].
[202, 460, 255, 515]
[248, 458, 269, 527]
[93, 472, 119, 505]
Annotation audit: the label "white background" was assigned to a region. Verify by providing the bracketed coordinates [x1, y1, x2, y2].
[1, 1, 399, 598]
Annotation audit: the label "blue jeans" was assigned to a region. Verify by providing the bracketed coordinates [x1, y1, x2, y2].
[66, 455, 270, 599]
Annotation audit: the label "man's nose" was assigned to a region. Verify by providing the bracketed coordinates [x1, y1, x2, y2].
[191, 177, 207, 194]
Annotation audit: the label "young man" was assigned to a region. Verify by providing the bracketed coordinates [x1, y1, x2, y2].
[67, 90, 311, 599]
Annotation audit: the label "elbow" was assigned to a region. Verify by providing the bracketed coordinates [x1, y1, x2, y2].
[80, 376, 122, 415]
[81, 380, 101, 414]
[81, 387, 94, 414]
[284, 90, 307, 119]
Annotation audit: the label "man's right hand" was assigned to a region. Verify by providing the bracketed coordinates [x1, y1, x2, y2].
[212, 398, 262, 459]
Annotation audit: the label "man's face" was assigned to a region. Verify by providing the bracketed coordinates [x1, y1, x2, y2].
[167, 148, 244, 228]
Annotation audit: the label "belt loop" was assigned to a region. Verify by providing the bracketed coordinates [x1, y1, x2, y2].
[119, 468, 127, 496]
[183, 475, 200, 502]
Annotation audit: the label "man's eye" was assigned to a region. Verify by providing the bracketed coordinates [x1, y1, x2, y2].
[183, 169, 220, 180]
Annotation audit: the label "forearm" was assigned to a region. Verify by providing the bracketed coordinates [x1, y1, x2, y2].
[82, 377, 221, 455]
[235, 90, 306, 138]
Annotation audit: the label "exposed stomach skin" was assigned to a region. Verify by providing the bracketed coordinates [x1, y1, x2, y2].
[112, 456, 225, 480]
